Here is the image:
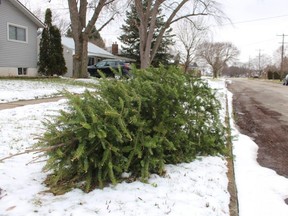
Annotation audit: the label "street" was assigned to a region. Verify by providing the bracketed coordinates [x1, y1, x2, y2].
[227, 78, 288, 180]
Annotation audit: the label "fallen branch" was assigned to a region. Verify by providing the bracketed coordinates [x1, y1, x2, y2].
[26, 154, 46, 165]
[0, 142, 67, 163]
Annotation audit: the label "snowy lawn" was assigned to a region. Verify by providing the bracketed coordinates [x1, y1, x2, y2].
[0, 78, 99, 103]
[0, 78, 288, 216]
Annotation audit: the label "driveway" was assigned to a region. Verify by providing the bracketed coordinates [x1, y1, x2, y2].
[227, 78, 288, 180]
[0, 97, 65, 110]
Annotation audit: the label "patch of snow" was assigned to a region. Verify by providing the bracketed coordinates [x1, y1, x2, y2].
[0, 78, 288, 215]
[0, 80, 97, 103]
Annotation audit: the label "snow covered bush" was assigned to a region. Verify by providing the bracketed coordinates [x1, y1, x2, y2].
[37, 66, 226, 194]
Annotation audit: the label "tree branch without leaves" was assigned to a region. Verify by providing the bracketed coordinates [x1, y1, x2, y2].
[0, 141, 75, 163]
[134, 0, 227, 68]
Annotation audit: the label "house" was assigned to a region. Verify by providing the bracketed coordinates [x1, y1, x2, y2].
[106, 42, 136, 63]
[0, 0, 44, 76]
[61, 37, 116, 77]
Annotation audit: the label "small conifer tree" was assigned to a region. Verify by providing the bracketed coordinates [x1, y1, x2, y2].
[119, 2, 175, 68]
[38, 8, 67, 76]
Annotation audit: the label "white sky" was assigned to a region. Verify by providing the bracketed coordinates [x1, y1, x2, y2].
[20, 0, 288, 63]
[214, 0, 288, 62]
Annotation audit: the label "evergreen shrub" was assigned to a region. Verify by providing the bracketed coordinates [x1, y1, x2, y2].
[37, 66, 226, 194]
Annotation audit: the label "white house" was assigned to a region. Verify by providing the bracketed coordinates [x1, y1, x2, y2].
[61, 37, 116, 77]
[0, 0, 44, 76]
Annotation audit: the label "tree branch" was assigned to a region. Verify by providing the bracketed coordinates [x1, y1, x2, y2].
[170, 12, 208, 25]
[97, 13, 118, 32]
[0, 142, 71, 163]
[85, 0, 107, 35]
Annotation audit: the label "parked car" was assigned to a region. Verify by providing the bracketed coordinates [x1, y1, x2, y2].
[87, 59, 131, 78]
[283, 74, 288, 85]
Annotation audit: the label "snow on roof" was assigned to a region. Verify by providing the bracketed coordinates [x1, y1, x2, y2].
[61, 37, 116, 59]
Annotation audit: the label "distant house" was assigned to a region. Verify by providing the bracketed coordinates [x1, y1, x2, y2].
[106, 42, 136, 63]
[0, 0, 44, 76]
[61, 37, 116, 77]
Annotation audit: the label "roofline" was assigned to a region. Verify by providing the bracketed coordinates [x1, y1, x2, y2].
[8, 0, 45, 28]
[62, 37, 117, 58]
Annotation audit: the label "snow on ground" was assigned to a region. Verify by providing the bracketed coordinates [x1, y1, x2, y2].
[224, 81, 288, 216]
[0, 78, 99, 103]
[0, 78, 288, 216]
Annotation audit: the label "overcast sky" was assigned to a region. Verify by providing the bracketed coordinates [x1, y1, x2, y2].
[215, 0, 288, 62]
[21, 0, 288, 63]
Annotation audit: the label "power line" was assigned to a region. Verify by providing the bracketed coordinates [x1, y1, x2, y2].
[230, 14, 288, 25]
[212, 14, 288, 27]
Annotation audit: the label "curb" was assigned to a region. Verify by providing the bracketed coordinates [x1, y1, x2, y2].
[225, 93, 239, 216]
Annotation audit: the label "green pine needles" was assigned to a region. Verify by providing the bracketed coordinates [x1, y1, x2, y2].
[37, 66, 226, 194]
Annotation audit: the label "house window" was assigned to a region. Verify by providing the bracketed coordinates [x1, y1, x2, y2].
[18, 68, 27, 75]
[8, 23, 27, 43]
[88, 57, 95, 66]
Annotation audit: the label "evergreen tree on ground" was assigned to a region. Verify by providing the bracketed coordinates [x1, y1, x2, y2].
[37, 66, 226, 194]
[119, 2, 175, 68]
[38, 8, 67, 76]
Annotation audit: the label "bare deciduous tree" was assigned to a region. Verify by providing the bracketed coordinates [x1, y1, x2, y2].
[273, 46, 288, 72]
[176, 19, 208, 73]
[249, 53, 272, 77]
[67, 0, 119, 78]
[198, 42, 239, 78]
[24, 0, 119, 78]
[133, 0, 226, 69]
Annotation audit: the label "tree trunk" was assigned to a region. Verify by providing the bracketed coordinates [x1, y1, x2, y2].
[68, 0, 110, 78]
[213, 70, 218, 78]
[140, 51, 150, 69]
[73, 34, 89, 78]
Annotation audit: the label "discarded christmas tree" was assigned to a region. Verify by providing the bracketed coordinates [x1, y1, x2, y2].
[37, 66, 226, 194]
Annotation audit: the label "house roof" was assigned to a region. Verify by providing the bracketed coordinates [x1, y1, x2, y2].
[8, 0, 45, 28]
[62, 37, 116, 59]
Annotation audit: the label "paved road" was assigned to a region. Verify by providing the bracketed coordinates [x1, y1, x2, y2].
[229, 78, 288, 123]
[227, 78, 288, 178]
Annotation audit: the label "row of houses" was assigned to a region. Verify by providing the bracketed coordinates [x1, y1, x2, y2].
[0, 0, 120, 77]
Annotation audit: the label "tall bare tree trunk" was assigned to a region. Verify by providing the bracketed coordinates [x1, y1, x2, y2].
[133, 0, 226, 69]
[67, 0, 114, 78]
[73, 34, 89, 78]
[140, 50, 150, 69]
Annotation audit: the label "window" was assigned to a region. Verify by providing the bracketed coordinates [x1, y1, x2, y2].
[8, 23, 27, 43]
[18, 68, 27, 75]
[96, 61, 106, 67]
[88, 57, 95, 66]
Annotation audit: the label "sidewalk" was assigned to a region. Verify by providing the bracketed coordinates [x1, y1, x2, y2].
[0, 96, 65, 110]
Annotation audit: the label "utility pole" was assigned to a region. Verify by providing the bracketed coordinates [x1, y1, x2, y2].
[257, 49, 262, 77]
[277, 34, 288, 80]
[248, 56, 251, 78]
